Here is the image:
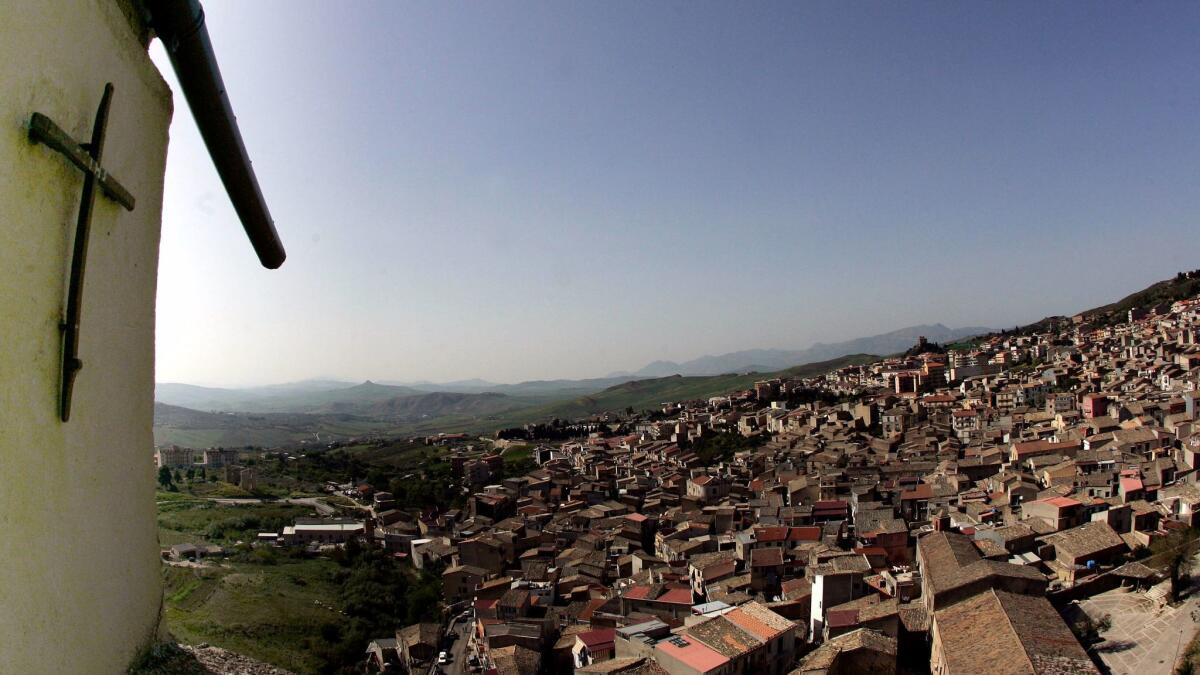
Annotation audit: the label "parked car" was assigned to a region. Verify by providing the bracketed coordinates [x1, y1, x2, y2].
[438, 651, 451, 665]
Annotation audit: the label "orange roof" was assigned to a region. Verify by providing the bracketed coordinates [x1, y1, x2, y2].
[724, 605, 789, 641]
[654, 637, 729, 673]
[579, 597, 607, 621]
[623, 586, 651, 601]
[789, 526, 822, 541]
[658, 587, 694, 605]
[755, 527, 788, 543]
[1012, 439, 1079, 457]
[902, 484, 933, 500]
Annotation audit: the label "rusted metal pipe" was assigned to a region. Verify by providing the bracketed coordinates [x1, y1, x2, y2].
[145, 0, 286, 269]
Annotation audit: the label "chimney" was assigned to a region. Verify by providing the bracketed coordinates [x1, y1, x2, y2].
[932, 510, 951, 532]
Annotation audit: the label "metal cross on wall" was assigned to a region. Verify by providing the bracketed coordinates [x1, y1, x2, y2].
[28, 83, 137, 421]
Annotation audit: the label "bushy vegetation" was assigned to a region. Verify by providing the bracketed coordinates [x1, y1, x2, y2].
[1149, 527, 1200, 602]
[783, 386, 848, 408]
[307, 539, 444, 674]
[1067, 611, 1112, 645]
[1177, 628, 1200, 675]
[689, 430, 764, 465]
[269, 448, 374, 485]
[157, 499, 313, 546]
[495, 419, 581, 441]
[158, 493, 446, 674]
[1089, 269, 1200, 327]
[126, 641, 206, 675]
[388, 460, 464, 510]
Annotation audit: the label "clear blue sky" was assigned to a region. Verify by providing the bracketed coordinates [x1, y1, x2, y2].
[152, 1, 1200, 387]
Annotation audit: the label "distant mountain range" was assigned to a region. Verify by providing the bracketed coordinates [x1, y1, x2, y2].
[157, 322, 989, 412]
[156, 322, 990, 412]
[153, 353, 880, 447]
[153, 321, 989, 447]
[153, 272, 1200, 448]
[155, 377, 640, 413]
[628, 323, 992, 377]
[155, 380, 420, 413]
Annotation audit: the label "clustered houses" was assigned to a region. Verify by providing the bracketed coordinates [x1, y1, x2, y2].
[350, 295, 1200, 674]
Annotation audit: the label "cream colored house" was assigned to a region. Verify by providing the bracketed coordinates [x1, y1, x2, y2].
[0, 1, 282, 672]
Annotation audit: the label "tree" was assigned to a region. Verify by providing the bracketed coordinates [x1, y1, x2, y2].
[314, 541, 431, 674]
[690, 431, 764, 465]
[157, 466, 173, 488]
[1152, 528, 1200, 602]
[1068, 612, 1111, 644]
[185, 467, 195, 481]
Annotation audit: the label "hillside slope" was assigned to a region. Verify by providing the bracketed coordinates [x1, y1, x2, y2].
[634, 324, 989, 376]
[522, 353, 878, 421]
[153, 354, 880, 446]
[152, 402, 402, 448]
[333, 391, 530, 420]
[1082, 270, 1200, 325]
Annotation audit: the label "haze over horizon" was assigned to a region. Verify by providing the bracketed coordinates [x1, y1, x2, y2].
[155, 320, 985, 389]
[152, 1, 1200, 388]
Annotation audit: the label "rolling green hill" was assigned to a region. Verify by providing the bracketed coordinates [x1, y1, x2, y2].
[315, 389, 538, 418]
[1082, 270, 1200, 325]
[155, 380, 423, 414]
[152, 403, 405, 448]
[240, 381, 424, 413]
[948, 270, 1200, 343]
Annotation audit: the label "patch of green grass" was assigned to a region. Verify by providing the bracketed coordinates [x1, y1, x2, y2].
[157, 500, 315, 547]
[156, 490, 204, 504]
[163, 568, 221, 609]
[182, 480, 253, 498]
[344, 440, 429, 468]
[324, 494, 358, 509]
[162, 559, 342, 674]
[502, 444, 534, 463]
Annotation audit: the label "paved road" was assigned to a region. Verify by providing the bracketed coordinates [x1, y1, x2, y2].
[448, 615, 470, 674]
[426, 615, 470, 675]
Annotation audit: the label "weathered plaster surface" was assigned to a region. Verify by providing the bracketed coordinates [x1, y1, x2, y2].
[0, 1, 172, 671]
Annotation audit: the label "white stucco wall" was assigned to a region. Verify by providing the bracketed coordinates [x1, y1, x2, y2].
[0, 1, 172, 672]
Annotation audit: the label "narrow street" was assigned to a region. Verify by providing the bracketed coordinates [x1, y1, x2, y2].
[430, 612, 470, 675]
[448, 615, 469, 674]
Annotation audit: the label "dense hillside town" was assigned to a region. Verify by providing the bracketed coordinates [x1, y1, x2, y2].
[156, 284, 1200, 674]
[10, 2, 1199, 674]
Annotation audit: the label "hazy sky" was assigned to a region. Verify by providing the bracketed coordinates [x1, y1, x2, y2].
[153, 1, 1200, 387]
